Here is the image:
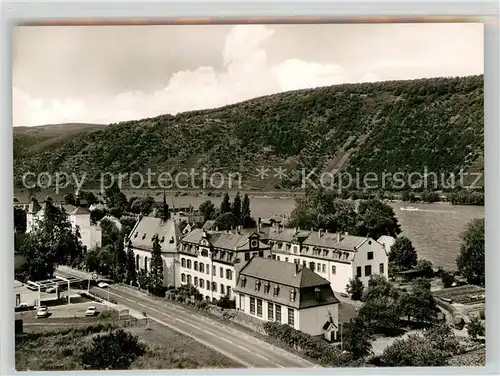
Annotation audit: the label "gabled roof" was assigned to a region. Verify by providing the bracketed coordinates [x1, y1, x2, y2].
[70, 206, 90, 215]
[234, 257, 339, 309]
[238, 256, 330, 289]
[202, 220, 216, 230]
[128, 217, 181, 253]
[181, 228, 269, 252]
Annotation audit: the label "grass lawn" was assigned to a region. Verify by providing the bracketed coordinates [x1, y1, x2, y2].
[15, 322, 242, 370]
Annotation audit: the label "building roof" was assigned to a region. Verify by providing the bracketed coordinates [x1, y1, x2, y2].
[303, 231, 369, 251]
[238, 256, 331, 289]
[128, 217, 181, 253]
[181, 228, 269, 252]
[202, 220, 216, 230]
[267, 227, 310, 243]
[69, 206, 90, 215]
[234, 257, 339, 309]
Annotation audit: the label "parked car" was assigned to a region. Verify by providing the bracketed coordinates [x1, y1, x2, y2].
[36, 306, 49, 318]
[98, 282, 109, 288]
[85, 306, 98, 317]
[17, 303, 28, 308]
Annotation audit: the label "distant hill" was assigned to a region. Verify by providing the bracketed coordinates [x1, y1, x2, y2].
[13, 76, 484, 192]
[13, 123, 107, 159]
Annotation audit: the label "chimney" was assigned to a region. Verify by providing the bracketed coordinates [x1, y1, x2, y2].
[314, 287, 321, 301]
[337, 233, 341, 242]
[257, 217, 261, 233]
[318, 229, 322, 238]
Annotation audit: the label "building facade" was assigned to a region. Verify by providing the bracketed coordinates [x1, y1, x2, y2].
[267, 227, 391, 294]
[177, 228, 271, 302]
[127, 216, 181, 288]
[26, 198, 102, 251]
[233, 257, 340, 338]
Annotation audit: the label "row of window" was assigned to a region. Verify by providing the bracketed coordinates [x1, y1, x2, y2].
[181, 258, 233, 280]
[356, 263, 384, 278]
[272, 255, 337, 275]
[248, 297, 294, 326]
[180, 274, 232, 296]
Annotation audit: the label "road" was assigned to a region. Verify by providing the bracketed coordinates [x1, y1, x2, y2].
[55, 268, 318, 368]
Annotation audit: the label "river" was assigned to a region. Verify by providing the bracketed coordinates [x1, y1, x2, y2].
[163, 194, 484, 270]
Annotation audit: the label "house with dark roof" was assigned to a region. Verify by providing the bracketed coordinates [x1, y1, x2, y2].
[233, 257, 339, 338]
[178, 228, 271, 302]
[26, 197, 102, 250]
[267, 227, 391, 294]
[127, 216, 182, 287]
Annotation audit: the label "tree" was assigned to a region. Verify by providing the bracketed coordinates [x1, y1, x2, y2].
[342, 318, 372, 358]
[467, 316, 485, 341]
[388, 236, 418, 271]
[400, 278, 436, 324]
[241, 194, 251, 225]
[63, 193, 77, 205]
[220, 193, 231, 214]
[149, 234, 164, 293]
[199, 200, 216, 222]
[125, 241, 137, 285]
[103, 180, 128, 217]
[416, 259, 434, 277]
[456, 218, 484, 286]
[20, 201, 84, 280]
[14, 207, 27, 234]
[423, 322, 460, 356]
[232, 192, 242, 224]
[440, 269, 455, 288]
[137, 269, 151, 291]
[381, 334, 447, 366]
[358, 275, 401, 332]
[130, 196, 155, 216]
[214, 212, 237, 231]
[346, 276, 364, 301]
[356, 199, 401, 239]
[81, 329, 146, 370]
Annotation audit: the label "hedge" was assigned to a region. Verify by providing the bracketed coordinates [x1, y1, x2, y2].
[263, 322, 352, 366]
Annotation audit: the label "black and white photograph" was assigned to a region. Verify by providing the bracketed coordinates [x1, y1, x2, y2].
[12, 21, 485, 370]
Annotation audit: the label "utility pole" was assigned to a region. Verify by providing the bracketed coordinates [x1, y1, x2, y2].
[340, 323, 343, 351]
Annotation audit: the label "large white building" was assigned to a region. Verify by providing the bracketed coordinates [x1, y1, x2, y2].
[177, 228, 271, 302]
[26, 198, 102, 251]
[233, 257, 340, 338]
[267, 227, 391, 294]
[127, 216, 182, 287]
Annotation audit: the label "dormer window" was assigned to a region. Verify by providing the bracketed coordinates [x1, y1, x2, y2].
[240, 276, 247, 288]
[255, 279, 261, 291]
[160, 236, 165, 243]
[142, 233, 146, 239]
[169, 236, 174, 244]
[314, 287, 321, 301]
[273, 284, 280, 296]
[289, 289, 297, 302]
[134, 232, 138, 238]
[264, 281, 270, 294]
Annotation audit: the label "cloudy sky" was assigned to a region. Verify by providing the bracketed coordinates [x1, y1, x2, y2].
[13, 22, 483, 127]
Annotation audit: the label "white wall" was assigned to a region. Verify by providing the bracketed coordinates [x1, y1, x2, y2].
[133, 248, 177, 287]
[351, 239, 388, 287]
[298, 303, 339, 336]
[178, 252, 236, 301]
[234, 293, 299, 330]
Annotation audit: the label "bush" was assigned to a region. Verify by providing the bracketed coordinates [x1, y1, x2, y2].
[381, 334, 448, 366]
[467, 316, 485, 341]
[81, 328, 146, 370]
[262, 322, 351, 366]
[423, 322, 460, 356]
